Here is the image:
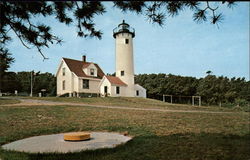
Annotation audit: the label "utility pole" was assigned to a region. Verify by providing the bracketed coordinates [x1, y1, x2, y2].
[30, 71, 33, 97]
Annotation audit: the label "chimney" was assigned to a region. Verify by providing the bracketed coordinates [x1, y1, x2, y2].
[82, 55, 86, 62]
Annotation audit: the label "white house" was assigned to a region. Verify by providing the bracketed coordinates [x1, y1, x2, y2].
[56, 56, 105, 97]
[56, 20, 146, 98]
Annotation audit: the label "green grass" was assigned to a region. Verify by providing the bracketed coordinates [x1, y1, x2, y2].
[0, 98, 249, 160]
[0, 98, 20, 105]
[24, 96, 237, 112]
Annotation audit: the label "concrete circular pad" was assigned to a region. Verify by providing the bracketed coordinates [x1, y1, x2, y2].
[1, 132, 132, 153]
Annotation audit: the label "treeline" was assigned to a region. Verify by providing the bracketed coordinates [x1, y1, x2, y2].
[1, 71, 56, 96]
[135, 74, 250, 107]
[1, 71, 249, 107]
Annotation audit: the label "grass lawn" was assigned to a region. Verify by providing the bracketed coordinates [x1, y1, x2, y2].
[0, 98, 20, 105]
[23, 96, 239, 112]
[0, 98, 249, 160]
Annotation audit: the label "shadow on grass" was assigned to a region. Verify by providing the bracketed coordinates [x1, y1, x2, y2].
[1, 132, 249, 160]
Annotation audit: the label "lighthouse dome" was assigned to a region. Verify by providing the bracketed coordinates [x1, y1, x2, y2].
[113, 20, 135, 38]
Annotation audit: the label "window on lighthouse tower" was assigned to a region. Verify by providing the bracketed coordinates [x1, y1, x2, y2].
[125, 39, 129, 44]
[121, 71, 124, 76]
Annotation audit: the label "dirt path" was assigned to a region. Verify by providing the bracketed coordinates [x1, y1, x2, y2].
[1, 98, 235, 114]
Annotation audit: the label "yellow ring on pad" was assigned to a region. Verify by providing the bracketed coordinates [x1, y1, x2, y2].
[63, 132, 90, 141]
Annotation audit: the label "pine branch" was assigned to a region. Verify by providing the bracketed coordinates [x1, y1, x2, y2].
[8, 22, 31, 49]
[36, 46, 48, 61]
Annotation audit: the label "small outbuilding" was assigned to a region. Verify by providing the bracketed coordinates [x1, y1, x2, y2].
[99, 76, 128, 97]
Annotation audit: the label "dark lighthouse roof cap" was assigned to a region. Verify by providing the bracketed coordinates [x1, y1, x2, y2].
[118, 20, 129, 27]
[113, 20, 135, 38]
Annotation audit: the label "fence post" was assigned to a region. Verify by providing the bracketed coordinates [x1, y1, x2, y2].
[199, 96, 201, 106]
[192, 96, 194, 106]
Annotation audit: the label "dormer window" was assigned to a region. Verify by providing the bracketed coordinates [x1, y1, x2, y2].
[90, 68, 95, 76]
[83, 63, 97, 77]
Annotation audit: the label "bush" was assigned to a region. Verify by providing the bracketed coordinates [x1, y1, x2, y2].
[234, 99, 250, 112]
[235, 98, 249, 107]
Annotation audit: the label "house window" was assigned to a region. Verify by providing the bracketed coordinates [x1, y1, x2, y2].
[116, 86, 120, 94]
[62, 68, 65, 76]
[90, 68, 94, 76]
[125, 39, 129, 44]
[62, 80, 65, 90]
[121, 71, 124, 76]
[83, 79, 89, 89]
[136, 90, 139, 96]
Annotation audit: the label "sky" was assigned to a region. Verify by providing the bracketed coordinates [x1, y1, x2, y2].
[7, 2, 250, 80]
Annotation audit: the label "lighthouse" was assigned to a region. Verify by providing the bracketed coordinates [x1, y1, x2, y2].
[113, 20, 136, 97]
[56, 20, 146, 98]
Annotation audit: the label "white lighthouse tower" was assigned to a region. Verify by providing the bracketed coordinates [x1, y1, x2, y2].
[113, 20, 136, 97]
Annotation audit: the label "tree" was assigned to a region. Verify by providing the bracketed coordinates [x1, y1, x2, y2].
[206, 70, 212, 75]
[1, 1, 236, 59]
[135, 73, 199, 102]
[1, 72, 21, 93]
[0, 48, 14, 92]
[136, 73, 249, 107]
[16, 71, 30, 94]
[197, 75, 235, 106]
[1, 71, 56, 96]
[32, 72, 56, 96]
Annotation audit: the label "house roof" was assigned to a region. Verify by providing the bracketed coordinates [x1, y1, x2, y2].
[62, 57, 105, 79]
[135, 84, 146, 90]
[105, 76, 127, 86]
